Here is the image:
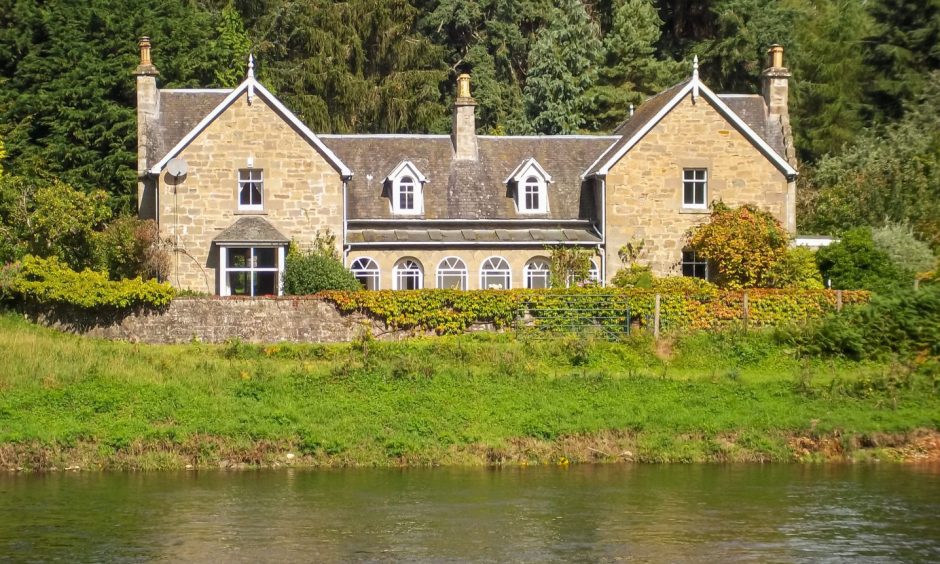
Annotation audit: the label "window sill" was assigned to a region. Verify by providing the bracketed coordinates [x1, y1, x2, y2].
[235, 209, 268, 216]
[679, 207, 710, 214]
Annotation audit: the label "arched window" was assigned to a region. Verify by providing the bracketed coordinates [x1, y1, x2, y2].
[588, 260, 600, 284]
[436, 257, 468, 290]
[522, 176, 544, 212]
[393, 258, 423, 290]
[524, 257, 551, 289]
[350, 257, 380, 290]
[480, 256, 511, 290]
[397, 175, 416, 212]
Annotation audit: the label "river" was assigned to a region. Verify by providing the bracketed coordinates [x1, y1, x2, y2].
[1, 464, 938, 562]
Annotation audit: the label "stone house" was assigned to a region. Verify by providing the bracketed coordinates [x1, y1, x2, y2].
[135, 38, 797, 296]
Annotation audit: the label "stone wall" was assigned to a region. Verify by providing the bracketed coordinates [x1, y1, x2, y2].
[158, 92, 345, 293]
[604, 92, 793, 278]
[22, 298, 473, 344]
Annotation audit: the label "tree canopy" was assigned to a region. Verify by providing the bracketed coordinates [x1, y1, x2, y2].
[0, 0, 936, 249]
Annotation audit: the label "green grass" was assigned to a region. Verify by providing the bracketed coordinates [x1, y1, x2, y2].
[0, 312, 937, 470]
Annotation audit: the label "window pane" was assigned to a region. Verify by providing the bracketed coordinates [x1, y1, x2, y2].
[482, 273, 509, 290]
[228, 272, 250, 295]
[527, 272, 549, 289]
[355, 273, 378, 291]
[254, 271, 277, 296]
[255, 247, 277, 268]
[227, 248, 250, 269]
[684, 183, 695, 204]
[438, 273, 466, 290]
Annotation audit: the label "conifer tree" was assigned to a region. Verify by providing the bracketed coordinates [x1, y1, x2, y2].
[863, 0, 940, 120]
[523, 0, 602, 134]
[789, 0, 873, 161]
[586, 0, 683, 130]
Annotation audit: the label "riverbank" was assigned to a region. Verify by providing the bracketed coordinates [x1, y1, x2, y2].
[1, 313, 937, 471]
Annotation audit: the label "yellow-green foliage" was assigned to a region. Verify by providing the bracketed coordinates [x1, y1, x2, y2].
[9, 255, 174, 309]
[322, 287, 869, 334]
[689, 204, 790, 289]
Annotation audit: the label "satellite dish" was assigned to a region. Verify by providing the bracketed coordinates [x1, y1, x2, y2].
[167, 158, 188, 178]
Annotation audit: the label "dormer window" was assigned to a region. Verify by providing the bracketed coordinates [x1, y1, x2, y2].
[385, 160, 427, 215]
[506, 158, 550, 214]
[398, 175, 417, 211]
[522, 176, 543, 212]
[238, 169, 263, 211]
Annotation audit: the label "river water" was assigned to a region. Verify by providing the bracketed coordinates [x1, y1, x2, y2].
[1, 464, 937, 562]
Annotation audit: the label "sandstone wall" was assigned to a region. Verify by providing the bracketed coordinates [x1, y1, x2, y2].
[22, 298, 474, 344]
[158, 93, 344, 293]
[604, 93, 791, 279]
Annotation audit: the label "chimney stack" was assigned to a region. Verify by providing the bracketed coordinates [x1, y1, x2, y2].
[133, 37, 160, 216]
[761, 44, 796, 167]
[452, 74, 478, 161]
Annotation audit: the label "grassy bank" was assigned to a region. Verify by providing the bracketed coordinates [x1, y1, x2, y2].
[0, 313, 938, 471]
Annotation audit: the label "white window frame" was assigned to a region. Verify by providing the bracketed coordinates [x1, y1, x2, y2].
[519, 176, 547, 213]
[218, 245, 285, 296]
[386, 161, 427, 215]
[682, 168, 708, 209]
[480, 256, 512, 290]
[436, 256, 468, 290]
[393, 258, 424, 290]
[564, 259, 600, 287]
[524, 257, 551, 289]
[681, 250, 708, 279]
[238, 168, 264, 212]
[506, 158, 551, 214]
[350, 257, 380, 290]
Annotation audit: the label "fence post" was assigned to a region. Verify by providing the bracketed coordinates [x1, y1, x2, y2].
[653, 293, 661, 340]
[836, 289, 843, 312]
[742, 291, 749, 331]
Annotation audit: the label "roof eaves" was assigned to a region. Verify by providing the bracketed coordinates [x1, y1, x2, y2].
[149, 78, 353, 179]
[588, 81, 695, 178]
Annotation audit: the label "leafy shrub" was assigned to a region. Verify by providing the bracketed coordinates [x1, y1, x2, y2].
[688, 204, 789, 289]
[284, 249, 360, 294]
[816, 227, 913, 293]
[650, 276, 718, 295]
[765, 247, 824, 289]
[10, 255, 174, 309]
[94, 216, 171, 281]
[0, 175, 110, 269]
[322, 287, 868, 335]
[788, 286, 940, 359]
[611, 264, 654, 288]
[871, 222, 936, 275]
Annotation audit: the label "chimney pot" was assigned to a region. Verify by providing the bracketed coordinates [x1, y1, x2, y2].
[456, 73, 472, 100]
[769, 44, 784, 69]
[139, 36, 152, 66]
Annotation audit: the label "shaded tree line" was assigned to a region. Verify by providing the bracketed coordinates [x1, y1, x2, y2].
[0, 0, 937, 249]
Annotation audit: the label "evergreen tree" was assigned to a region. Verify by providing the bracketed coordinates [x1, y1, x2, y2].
[698, 0, 801, 92]
[586, 0, 683, 130]
[214, 3, 252, 88]
[0, 0, 244, 210]
[523, 0, 602, 134]
[863, 0, 940, 121]
[250, 0, 450, 133]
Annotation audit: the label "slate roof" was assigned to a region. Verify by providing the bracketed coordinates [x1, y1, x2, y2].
[150, 90, 231, 168]
[320, 135, 616, 221]
[718, 94, 787, 158]
[213, 216, 289, 244]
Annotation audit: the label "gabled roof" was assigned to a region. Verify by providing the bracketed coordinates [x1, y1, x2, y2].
[213, 216, 290, 244]
[149, 77, 351, 178]
[584, 77, 798, 179]
[385, 160, 428, 184]
[505, 157, 553, 184]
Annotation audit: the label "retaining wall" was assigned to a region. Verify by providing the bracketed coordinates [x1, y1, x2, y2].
[21, 297, 482, 344]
